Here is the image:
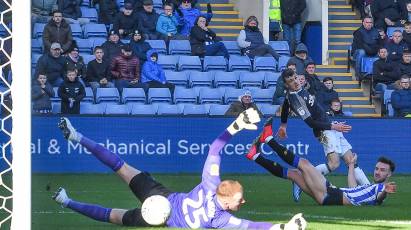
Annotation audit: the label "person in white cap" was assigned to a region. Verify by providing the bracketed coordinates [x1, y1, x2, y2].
[225, 91, 262, 116]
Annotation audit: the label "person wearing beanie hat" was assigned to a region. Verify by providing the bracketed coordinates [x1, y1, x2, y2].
[136, 0, 162, 40]
[64, 40, 87, 86]
[287, 43, 313, 75]
[101, 29, 125, 63]
[113, 2, 140, 38]
[129, 30, 152, 64]
[225, 90, 262, 116]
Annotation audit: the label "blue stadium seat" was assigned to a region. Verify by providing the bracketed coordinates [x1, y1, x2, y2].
[32, 23, 45, 38]
[32, 53, 42, 70]
[105, 104, 130, 114]
[122, 88, 146, 104]
[264, 72, 281, 88]
[183, 104, 208, 115]
[157, 104, 181, 115]
[169, 40, 191, 55]
[239, 72, 265, 88]
[70, 23, 83, 38]
[253, 56, 277, 72]
[91, 37, 107, 49]
[203, 56, 227, 71]
[83, 24, 108, 38]
[259, 104, 280, 116]
[199, 88, 223, 104]
[191, 86, 212, 97]
[82, 54, 95, 65]
[95, 88, 120, 104]
[224, 88, 247, 104]
[74, 38, 93, 54]
[228, 55, 251, 71]
[222, 41, 241, 55]
[32, 38, 42, 54]
[387, 27, 403, 38]
[189, 72, 214, 87]
[209, 104, 229, 116]
[214, 71, 238, 88]
[130, 104, 156, 115]
[158, 55, 178, 71]
[278, 55, 291, 71]
[83, 87, 95, 103]
[251, 88, 275, 104]
[146, 40, 167, 55]
[51, 87, 61, 103]
[80, 7, 98, 22]
[178, 56, 202, 71]
[153, 0, 163, 9]
[174, 88, 197, 103]
[52, 103, 61, 114]
[269, 41, 290, 56]
[81, 0, 90, 6]
[116, 0, 125, 8]
[148, 88, 172, 103]
[164, 71, 188, 86]
[360, 56, 378, 75]
[80, 103, 105, 114]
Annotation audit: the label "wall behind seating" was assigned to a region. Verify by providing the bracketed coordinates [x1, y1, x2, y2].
[31, 117, 411, 174]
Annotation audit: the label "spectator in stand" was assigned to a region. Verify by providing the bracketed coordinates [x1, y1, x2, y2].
[399, 1, 411, 23]
[35, 43, 66, 87]
[287, 43, 313, 75]
[176, 0, 212, 37]
[129, 30, 152, 64]
[373, 47, 401, 92]
[42, 10, 73, 53]
[268, 0, 281, 41]
[156, 3, 185, 41]
[101, 30, 125, 63]
[304, 62, 327, 96]
[371, 0, 402, 29]
[92, 0, 118, 26]
[32, 0, 58, 24]
[237, 16, 280, 60]
[32, 73, 54, 114]
[402, 22, 411, 48]
[113, 3, 140, 38]
[273, 62, 297, 105]
[64, 40, 87, 86]
[225, 90, 262, 116]
[280, 0, 306, 52]
[57, 0, 89, 25]
[378, 27, 390, 45]
[385, 30, 408, 63]
[141, 49, 175, 94]
[399, 49, 411, 76]
[391, 75, 411, 116]
[318, 77, 339, 111]
[136, 0, 162, 40]
[86, 46, 115, 94]
[190, 15, 230, 59]
[58, 68, 85, 114]
[127, 0, 145, 12]
[110, 44, 145, 93]
[164, 0, 198, 8]
[326, 99, 346, 117]
[351, 16, 382, 78]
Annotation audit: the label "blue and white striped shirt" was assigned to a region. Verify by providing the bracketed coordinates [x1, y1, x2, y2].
[340, 183, 386, 206]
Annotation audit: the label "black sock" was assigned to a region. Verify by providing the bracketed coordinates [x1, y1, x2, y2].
[266, 139, 300, 168]
[255, 155, 288, 179]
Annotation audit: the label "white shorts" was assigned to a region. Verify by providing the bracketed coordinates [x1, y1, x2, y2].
[319, 130, 352, 157]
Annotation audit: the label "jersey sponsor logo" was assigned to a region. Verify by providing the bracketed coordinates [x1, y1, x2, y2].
[297, 107, 306, 116]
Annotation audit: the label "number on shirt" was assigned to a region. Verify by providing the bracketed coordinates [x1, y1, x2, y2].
[182, 189, 209, 228]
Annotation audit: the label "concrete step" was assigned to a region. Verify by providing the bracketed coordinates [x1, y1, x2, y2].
[336, 91, 365, 97]
[329, 27, 357, 35]
[340, 96, 370, 105]
[328, 5, 354, 12]
[216, 33, 238, 40]
[334, 59, 348, 65]
[209, 18, 243, 26]
[346, 107, 377, 114]
[199, 3, 235, 11]
[329, 44, 351, 50]
[351, 113, 381, 117]
[333, 80, 360, 88]
[316, 65, 349, 73]
[329, 50, 349, 58]
[213, 28, 241, 34]
[329, 14, 359, 20]
[329, 36, 353, 43]
[201, 11, 239, 18]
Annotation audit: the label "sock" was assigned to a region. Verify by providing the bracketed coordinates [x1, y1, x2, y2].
[67, 200, 112, 222]
[315, 164, 331, 176]
[80, 136, 125, 171]
[266, 138, 300, 168]
[255, 155, 288, 179]
[354, 166, 370, 185]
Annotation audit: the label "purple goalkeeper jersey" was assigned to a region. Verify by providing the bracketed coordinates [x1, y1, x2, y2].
[165, 131, 273, 229]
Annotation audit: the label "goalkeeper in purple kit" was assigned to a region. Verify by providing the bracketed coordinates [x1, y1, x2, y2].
[52, 108, 307, 229]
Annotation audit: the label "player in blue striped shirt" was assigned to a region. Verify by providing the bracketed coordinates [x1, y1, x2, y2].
[246, 118, 397, 206]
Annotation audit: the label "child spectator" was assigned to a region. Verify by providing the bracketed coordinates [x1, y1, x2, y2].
[113, 3, 140, 38]
[391, 75, 411, 116]
[43, 10, 73, 53]
[141, 49, 175, 94]
[225, 90, 262, 116]
[319, 77, 339, 111]
[102, 30, 125, 63]
[86, 46, 115, 94]
[156, 3, 185, 41]
[129, 30, 152, 64]
[136, 0, 162, 40]
[176, 0, 212, 37]
[58, 69, 85, 114]
[64, 40, 87, 86]
[326, 99, 346, 117]
[32, 73, 54, 114]
[35, 43, 66, 87]
[385, 30, 408, 63]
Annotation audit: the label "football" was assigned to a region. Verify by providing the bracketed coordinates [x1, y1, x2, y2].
[141, 195, 172, 226]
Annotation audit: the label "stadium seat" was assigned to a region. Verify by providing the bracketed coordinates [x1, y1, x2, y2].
[146, 40, 167, 55]
[214, 71, 238, 88]
[153, 0, 163, 9]
[158, 55, 178, 71]
[259, 104, 280, 116]
[183, 104, 208, 115]
[83, 87, 95, 103]
[222, 41, 241, 55]
[70, 23, 83, 38]
[116, 0, 125, 8]
[251, 88, 275, 104]
[80, 103, 105, 114]
[384, 89, 394, 105]
[164, 71, 188, 87]
[122, 88, 146, 104]
[189, 72, 214, 87]
[169, 40, 191, 55]
[157, 104, 181, 115]
[253, 56, 277, 72]
[178, 56, 202, 71]
[278, 56, 291, 71]
[32, 53, 42, 71]
[224, 88, 247, 104]
[360, 56, 378, 75]
[174, 88, 197, 103]
[91, 37, 107, 49]
[209, 104, 229, 116]
[51, 87, 61, 103]
[82, 54, 95, 65]
[387, 27, 403, 38]
[80, 7, 98, 22]
[130, 104, 157, 115]
[52, 103, 61, 114]
[95, 88, 120, 104]
[199, 88, 223, 104]
[239, 72, 265, 88]
[81, 0, 90, 6]
[228, 55, 252, 71]
[83, 24, 108, 38]
[264, 72, 281, 88]
[32, 38, 42, 54]
[32, 23, 45, 38]
[148, 88, 172, 103]
[105, 104, 131, 114]
[269, 41, 290, 56]
[74, 38, 93, 54]
[203, 56, 227, 71]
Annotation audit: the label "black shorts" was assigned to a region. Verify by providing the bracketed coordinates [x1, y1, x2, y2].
[322, 181, 344, 206]
[122, 172, 173, 226]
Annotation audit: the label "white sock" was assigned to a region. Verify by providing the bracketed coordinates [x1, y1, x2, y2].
[354, 167, 370, 185]
[265, 135, 273, 143]
[315, 164, 330, 176]
[251, 152, 260, 161]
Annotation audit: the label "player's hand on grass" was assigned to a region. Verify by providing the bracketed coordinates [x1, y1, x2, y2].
[331, 121, 352, 133]
[276, 124, 288, 140]
[227, 108, 261, 135]
[384, 182, 397, 193]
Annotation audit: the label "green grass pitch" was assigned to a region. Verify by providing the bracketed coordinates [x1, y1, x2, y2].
[32, 174, 411, 230]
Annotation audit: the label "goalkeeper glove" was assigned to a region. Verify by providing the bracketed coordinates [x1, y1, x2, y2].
[270, 213, 307, 230]
[227, 108, 261, 136]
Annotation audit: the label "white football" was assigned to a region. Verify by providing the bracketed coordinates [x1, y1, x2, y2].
[141, 195, 172, 226]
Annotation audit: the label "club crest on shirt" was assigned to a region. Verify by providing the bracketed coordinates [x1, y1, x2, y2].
[297, 107, 306, 116]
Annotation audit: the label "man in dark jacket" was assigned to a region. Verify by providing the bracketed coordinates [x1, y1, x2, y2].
[371, 0, 402, 29]
[35, 43, 67, 87]
[101, 30, 125, 64]
[113, 3, 140, 38]
[32, 73, 54, 114]
[373, 47, 401, 91]
[225, 90, 263, 116]
[280, 0, 306, 52]
[86, 46, 115, 93]
[42, 10, 73, 53]
[399, 49, 411, 76]
[57, 0, 81, 20]
[391, 75, 411, 116]
[304, 62, 327, 96]
[92, 0, 118, 25]
[190, 15, 229, 59]
[64, 40, 87, 86]
[129, 30, 152, 64]
[136, 0, 161, 40]
[385, 30, 408, 63]
[287, 43, 313, 75]
[58, 69, 85, 114]
[273, 62, 296, 105]
[319, 77, 340, 111]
